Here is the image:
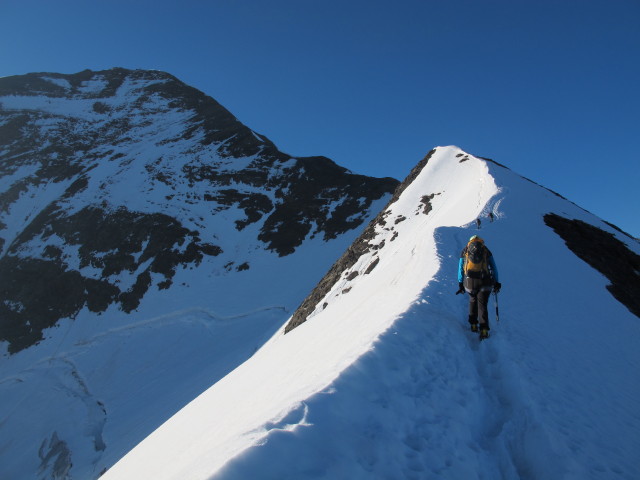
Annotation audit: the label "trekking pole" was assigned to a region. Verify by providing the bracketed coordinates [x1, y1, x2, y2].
[494, 291, 500, 323]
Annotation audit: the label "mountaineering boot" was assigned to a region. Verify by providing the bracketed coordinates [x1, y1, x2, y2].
[479, 328, 489, 340]
[468, 315, 478, 333]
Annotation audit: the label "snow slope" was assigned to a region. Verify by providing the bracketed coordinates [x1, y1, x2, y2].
[0, 213, 384, 480]
[0, 69, 397, 480]
[102, 147, 640, 479]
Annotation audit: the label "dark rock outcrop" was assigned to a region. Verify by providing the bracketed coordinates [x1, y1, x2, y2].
[544, 213, 640, 318]
[0, 205, 221, 353]
[285, 150, 435, 333]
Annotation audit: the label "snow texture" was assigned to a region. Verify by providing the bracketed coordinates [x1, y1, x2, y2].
[101, 147, 640, 480]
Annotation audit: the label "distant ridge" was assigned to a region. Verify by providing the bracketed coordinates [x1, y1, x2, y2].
[0, 68, 396, 480]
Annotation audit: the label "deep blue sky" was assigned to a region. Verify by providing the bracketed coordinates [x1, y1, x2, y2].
[1, 0, 639, 237]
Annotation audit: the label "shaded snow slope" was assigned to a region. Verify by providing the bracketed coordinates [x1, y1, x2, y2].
[0, 69, 396, 480]
[104, 146, 639, 480]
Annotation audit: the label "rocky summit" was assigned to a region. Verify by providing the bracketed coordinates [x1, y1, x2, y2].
[0, 68, 398, 354]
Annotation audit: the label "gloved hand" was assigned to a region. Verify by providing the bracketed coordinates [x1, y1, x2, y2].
[455, 282, 465, 295]
[494, 282, 502, 293]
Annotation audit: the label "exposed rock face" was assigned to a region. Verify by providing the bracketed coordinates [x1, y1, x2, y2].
[38, 432, 72, 480]
[285, 150, 435, 333]
[0, 68, 398, 353]
[544, 213, 640, 318]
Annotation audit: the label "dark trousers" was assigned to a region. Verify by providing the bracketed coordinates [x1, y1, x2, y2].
[468, 290, 490, 329]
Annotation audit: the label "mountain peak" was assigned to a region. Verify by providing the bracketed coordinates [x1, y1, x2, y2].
[1, 68, 398, 479]
[0, 69, 397, 353]
[2, 73, 638, 480]
[101, 146, 639, 480]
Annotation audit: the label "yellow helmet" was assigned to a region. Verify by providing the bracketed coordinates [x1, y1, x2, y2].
[469, 235, 484, 243]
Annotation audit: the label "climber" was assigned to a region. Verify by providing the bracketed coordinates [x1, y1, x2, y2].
[455, 235, 501, 340]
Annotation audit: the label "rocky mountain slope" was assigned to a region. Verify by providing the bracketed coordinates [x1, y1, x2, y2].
[0, 68, 397, 479]
[0, 68, 397, 353]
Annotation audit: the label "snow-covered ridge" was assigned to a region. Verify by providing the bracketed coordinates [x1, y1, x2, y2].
[104, 145, 639, 480]
[102, 146, 500, 479]
[3, 69, 638, 480]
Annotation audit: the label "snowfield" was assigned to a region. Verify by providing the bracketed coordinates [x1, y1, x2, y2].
[102, 147, 640, 480]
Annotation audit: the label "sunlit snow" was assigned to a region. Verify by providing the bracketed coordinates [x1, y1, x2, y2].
[102, 147, 640, 480]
